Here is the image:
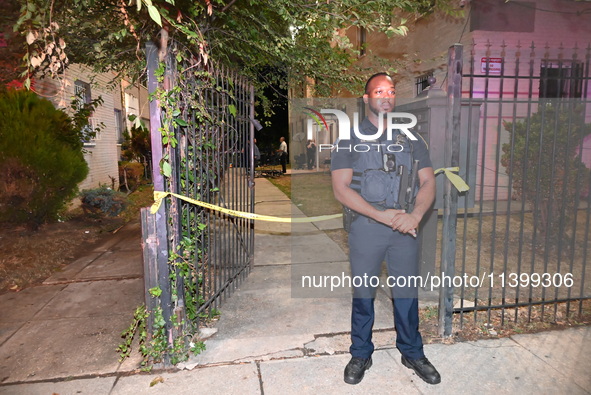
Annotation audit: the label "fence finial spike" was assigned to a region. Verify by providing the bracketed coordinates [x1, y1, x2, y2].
[544, 42, 550, 59]
[572, 44, 579, 61]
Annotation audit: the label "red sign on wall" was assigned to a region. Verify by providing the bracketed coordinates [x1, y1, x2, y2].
[481, 57, 503, 74]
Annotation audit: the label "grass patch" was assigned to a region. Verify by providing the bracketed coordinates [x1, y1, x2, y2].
[269, 172, 341, 216]
[121, 184, 156, 222]
[291, 172, 341, 217]
[268, 175, 291, 199]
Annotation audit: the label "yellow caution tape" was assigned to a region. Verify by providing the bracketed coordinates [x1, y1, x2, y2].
[150, 191, 343, 223]
[152, 167, 468, 222]
[434, 167, 470, 193]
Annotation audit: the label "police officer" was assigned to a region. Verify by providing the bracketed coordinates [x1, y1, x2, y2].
[331, 73, 440, 385]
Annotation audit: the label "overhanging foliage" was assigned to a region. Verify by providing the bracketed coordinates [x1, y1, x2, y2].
[12, 0, 461, 100]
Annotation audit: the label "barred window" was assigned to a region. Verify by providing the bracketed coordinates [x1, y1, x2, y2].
[415, 72, 433, 96]
[540, 61, 584, 98]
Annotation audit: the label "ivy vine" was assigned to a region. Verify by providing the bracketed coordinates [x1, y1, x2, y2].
[118, 42, 235, 368]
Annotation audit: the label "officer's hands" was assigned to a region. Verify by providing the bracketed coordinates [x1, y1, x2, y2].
[371, 209, 419, 237]
[373, 209, 402, 228]
[373, 209, 411, 235]
[390, 211, 420, 237]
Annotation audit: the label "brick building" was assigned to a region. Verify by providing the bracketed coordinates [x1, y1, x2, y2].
[35, 65, 150, 191]
[342, 0, 591, 200]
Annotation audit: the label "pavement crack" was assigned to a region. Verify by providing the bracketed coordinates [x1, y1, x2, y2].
[108, 375, 121, 395]
[43, 275, 143, 285]
[465, 340, 519, 348]
[256, 361, 264, 395]
[228, 347, 304, 363]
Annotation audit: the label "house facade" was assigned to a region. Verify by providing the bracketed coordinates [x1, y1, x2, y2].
[341, 0, 591, 200]
[34, 65, 150, 191]
[346, 0, 590, 96]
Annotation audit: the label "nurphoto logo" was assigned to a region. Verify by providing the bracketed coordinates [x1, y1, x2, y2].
[304, 107, 418, 151]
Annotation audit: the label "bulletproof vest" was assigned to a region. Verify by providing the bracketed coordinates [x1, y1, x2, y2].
[349, 131, 415, 209]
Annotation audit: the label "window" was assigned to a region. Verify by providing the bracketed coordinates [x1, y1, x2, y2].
[75, 80, 96, 145]
[115, 109, 124, 144]
[415, 72, 434, 96]
[74, 80, 91, 105]
[124, 92, 139, 130]
[540, 61, 584, 98]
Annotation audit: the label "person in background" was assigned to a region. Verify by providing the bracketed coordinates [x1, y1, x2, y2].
[278, 136, 288, 174]
[306, 139, 316, 170]
[253, 138, 260, 168]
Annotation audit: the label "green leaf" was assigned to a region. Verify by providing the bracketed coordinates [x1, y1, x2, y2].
[175, 118, 188, 126]
[147, 5, 162, 27]
[162, 161, 172, 177]
[227, 104, 237, 117]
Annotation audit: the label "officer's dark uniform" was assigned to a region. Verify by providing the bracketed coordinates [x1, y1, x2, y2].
[331, 117, 432, 361]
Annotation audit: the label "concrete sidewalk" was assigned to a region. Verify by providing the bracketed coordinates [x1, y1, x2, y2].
[1, 177, 590, 394]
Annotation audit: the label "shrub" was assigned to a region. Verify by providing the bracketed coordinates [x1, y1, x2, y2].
[120, 122, 151, 184]
[119, 161, 146, 192]
[80, 186, 128, 217]
[0, 88, 89, 226]
[501, 103, 591, 238]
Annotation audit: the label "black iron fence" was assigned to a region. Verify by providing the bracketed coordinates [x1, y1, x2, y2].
[447, 41, 591, 329]
[142, 41, 255, 359]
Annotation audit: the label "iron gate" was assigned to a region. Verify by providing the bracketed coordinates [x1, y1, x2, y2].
[445, 41, 591, 330]
[143, 41, 255, 348]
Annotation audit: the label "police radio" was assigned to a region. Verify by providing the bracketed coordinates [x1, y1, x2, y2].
[397, 159, 420, 212]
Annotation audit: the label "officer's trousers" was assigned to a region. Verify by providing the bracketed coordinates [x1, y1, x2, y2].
[348, 216, 425, 360]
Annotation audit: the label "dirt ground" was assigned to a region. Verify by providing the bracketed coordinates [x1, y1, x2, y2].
[0, 185, 154, 294]
[324, 226, 591, 343]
